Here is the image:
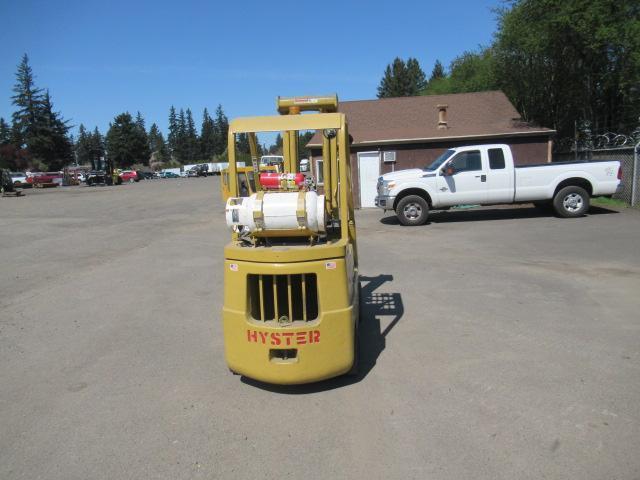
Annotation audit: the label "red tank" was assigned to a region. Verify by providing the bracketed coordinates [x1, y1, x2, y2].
[259, 172, 305, 190]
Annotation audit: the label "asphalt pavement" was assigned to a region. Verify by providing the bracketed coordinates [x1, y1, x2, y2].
[1, 177, 639, 479]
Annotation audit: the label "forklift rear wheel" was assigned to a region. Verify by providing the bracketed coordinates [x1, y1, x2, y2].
[396, 195, 429, 226]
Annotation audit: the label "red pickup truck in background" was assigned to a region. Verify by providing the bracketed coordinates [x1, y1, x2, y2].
[119, 170, 139, 183]
[27, 172, 63, 187]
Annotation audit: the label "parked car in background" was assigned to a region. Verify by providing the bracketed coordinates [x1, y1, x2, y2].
[119, 170, 139, 183]
[376, 144, 623, 225]
[159, 171, 180, 178]
[9, 172, 28, 186]
[27, 172, 63, 187]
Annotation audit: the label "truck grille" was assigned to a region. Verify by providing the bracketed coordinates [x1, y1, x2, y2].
[248, 274, 318, 322]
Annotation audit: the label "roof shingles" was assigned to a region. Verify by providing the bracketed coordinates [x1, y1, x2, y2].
[307, 91, 554, 146]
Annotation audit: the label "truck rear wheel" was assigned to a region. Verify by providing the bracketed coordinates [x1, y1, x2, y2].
[396, 195, 429, 226]
[553, 186, 589, 218]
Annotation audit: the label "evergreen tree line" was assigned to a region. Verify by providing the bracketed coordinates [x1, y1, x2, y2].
[1, 54, 236, 171]
[377, 0, 640, 139]
[72, 106, 232, 170]
[167, 105, 229, 164]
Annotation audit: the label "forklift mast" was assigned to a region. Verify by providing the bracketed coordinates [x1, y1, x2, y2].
[226, 95, 357, 252]
[222, 95, 359, 385]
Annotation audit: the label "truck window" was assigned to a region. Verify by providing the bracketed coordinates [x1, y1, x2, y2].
[450, 151, 481, 172]
[424, 149, 455, 171]
[488, 148, 506, 169]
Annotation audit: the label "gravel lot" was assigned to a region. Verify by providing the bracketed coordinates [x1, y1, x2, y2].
[1, 177, 639, 480]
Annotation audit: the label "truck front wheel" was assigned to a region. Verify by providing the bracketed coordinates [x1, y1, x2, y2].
[553, 186, 590, 218]
[396, 195, 429, 226]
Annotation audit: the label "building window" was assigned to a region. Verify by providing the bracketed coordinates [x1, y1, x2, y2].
[315, 159, 324, 185]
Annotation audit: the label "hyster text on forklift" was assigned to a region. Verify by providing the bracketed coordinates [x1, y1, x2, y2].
[222, 95, 359, 385]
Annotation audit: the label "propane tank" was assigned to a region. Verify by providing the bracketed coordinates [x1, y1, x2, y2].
[259, 172, 305, 190]
[226, 191, 325, 237]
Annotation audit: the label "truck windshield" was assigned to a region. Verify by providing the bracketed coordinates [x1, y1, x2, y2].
[424, 149, 455, 171]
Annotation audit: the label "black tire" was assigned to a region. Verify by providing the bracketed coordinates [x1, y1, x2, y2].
[553, 186, 590, 218]
[396, 195, 429, 226]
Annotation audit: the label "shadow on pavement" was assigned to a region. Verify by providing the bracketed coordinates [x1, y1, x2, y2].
[379, 204, 618, 226]
[241, 274, 404, 394]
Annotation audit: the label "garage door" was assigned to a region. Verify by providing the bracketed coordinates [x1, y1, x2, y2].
[358, 152, 380, 208]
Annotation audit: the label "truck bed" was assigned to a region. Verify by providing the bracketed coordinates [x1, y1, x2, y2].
[514, 159, 620, 202]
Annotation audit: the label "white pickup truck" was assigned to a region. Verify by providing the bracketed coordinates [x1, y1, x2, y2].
[375, 144, 623, 225]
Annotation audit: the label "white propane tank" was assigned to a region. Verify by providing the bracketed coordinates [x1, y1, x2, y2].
[226, 191, 326, 235]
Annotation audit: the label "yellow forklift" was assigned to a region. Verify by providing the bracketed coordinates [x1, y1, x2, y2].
[222, 95, 359, 384]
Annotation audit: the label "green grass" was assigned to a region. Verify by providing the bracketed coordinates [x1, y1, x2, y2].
[591, 196, 628, 209]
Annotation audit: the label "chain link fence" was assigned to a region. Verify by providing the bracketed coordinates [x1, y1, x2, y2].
[554, 143, 640, 207]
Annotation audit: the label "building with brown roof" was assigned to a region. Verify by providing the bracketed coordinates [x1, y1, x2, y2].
[307, 91, 555, 207]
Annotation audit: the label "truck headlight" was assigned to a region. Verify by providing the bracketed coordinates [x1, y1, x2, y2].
[384, 180, 396, 190]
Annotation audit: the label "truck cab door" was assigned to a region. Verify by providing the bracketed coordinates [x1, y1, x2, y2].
[436, 150, 488, 206]
[485, 147, 513, 203]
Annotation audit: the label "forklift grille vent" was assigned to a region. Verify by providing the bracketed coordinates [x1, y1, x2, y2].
[248, 274, 318, 322]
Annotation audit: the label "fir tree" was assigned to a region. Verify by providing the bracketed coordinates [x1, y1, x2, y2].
[213, 104, 228, 156]
[167, 106, 179, 161]
[148, 123, 168, 163]
[135, 111, 146, 132]
[175, 108, 187, 162]
[377, 57, 427, 98]
[134, 112, 148, 157]
[200, 107, 216, 160]
[75, 124, 92, 166]
[11, 54, 43, 149]
[38, 90, 73, 169]
[106, 112, 150, 168]
[184, 108, 199, 162]
[429, 60, 445, 82]
[236, 133, 251, 154]
[90, 127, 105, 169]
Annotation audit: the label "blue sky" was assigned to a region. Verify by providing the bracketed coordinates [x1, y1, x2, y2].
[0, 0, 499, 139]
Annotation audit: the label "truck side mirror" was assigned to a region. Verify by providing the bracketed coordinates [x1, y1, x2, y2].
[443, 165, 455, 176]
